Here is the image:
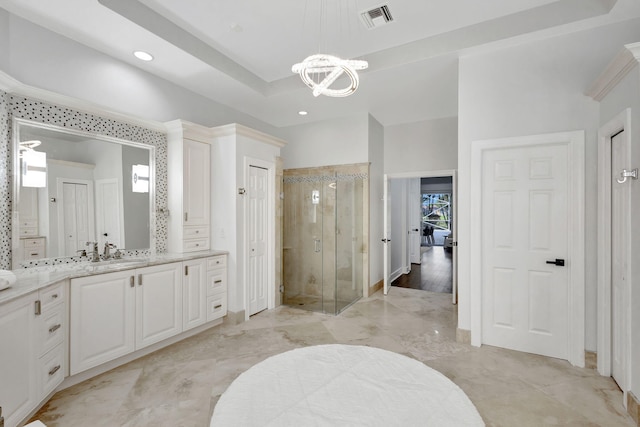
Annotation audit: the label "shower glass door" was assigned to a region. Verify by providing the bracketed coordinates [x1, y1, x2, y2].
[283, 176, 325, 312]
[283, 166, 365, 315]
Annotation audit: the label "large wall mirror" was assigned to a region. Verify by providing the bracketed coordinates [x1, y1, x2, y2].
[12, 118, 155, 267]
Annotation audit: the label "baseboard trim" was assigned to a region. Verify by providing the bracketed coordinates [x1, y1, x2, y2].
[369, 279, 383, 296]
[584, 350, 597, 369]
[628, 392, 640, 426]
[456, 328, 471, 344]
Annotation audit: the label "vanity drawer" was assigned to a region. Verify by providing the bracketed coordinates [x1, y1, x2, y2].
[206, 293, 227, 322]
[183, 225, 209, 238]
[182, 238, 209, 252]
[39, 344, 65, 397]
[20, 227, 38, 237]
[207, 255, 226, 270]
[23, 237, 45, 248]
[24, 247, 45, 260]
[39, 282, 65, 312]
[206, 269, 227, 296]
[39, 306, 65, 356]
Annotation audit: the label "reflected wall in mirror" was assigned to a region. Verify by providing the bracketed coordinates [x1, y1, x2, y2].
[13, 119, 155, 266]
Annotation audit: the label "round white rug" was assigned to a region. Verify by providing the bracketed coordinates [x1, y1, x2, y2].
[211, 344, 484, 426]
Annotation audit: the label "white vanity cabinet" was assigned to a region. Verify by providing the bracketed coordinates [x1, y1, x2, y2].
[70, 270, 135, 375]
[135, 263, 182, 350]
[0, 281, 67, 427]
[166, 120, 211, 253]
[206, 255, 228, 321]
[183, 258, 207, 330]
[0, 293, 38, 427]
[36, 281, 67, 399]
[70, 262, 182, 375]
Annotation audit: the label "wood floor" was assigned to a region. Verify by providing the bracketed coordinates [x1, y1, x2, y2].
[392, 246, 452, 293]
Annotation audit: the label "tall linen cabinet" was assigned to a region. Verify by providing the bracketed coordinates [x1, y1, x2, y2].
[166, 120, 211, 253]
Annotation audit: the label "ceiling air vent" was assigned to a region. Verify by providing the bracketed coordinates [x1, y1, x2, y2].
[360, 5, 394, 29]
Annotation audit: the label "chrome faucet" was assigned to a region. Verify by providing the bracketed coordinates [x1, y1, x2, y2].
[86, 241, 100, 262]
[103, 242, 116, 259]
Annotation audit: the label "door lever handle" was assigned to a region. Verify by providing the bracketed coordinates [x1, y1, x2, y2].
[546, 258, 565, 266]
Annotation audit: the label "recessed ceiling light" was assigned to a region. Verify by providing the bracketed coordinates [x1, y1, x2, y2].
[298, 111, 308, 116]
[133, 50, 154, 61]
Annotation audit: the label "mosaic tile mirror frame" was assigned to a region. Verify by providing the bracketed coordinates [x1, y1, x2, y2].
[0, 92, 168, 270]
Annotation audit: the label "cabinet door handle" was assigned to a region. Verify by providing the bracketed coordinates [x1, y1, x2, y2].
[214, 279, 222, 284]
[184, 212, 188, 222]
[185, 266, 189, 276]
[138, 274, 143, 286]
[34, 300, 41, 316]
[51, 294, 58, 299]
[49, 324, 61, 333]
[214, 304, 222, 309]
[130, 276, 135, 288]
[48, 365, 61, 376]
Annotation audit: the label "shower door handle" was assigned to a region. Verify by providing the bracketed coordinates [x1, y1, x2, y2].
[314, 239, 321, 253]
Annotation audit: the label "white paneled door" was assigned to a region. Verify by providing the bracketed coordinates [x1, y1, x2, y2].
[610, 130, 628, 391]
[61, 181, 93, 257]
[248, 165, 268, 315]
[481, 142, 569, 359]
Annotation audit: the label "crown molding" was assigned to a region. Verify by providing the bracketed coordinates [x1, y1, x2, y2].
[164, 119, 212, 143]
[210, 123, 286, 148]
[0, 70, 166, 132]
[587, 42, 640, 102]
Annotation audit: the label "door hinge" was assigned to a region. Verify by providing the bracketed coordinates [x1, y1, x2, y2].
[452, 241, 458, 247]
[279, 284, 284, 293]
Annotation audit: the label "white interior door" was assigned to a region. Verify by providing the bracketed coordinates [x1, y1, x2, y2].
[610, 130, 628, 391]
[408, 178, 421, 264]
[383, 175, 391, 294]
[61, 182, 91, 256]
[95, 178, 123, 249]
[481, 143, 569, 359]
[248, 166, 268, 315]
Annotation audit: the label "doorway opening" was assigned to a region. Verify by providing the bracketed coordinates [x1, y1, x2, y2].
[383, 170, 457, 303]
[393, 176, 454, 293]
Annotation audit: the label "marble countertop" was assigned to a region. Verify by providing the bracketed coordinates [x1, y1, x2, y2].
[0, 250, 228, 306]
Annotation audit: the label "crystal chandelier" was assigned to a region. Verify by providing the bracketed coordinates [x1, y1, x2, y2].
[292, 1, 368, 97]
[292, 54, 368, 97]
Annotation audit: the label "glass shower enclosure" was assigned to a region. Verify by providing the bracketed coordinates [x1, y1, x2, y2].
[283, 164, 367, 315]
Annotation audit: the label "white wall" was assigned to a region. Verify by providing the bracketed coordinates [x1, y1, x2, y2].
[2, 12, 281, 137]
[457, 20, 640, 351]
[211, 134, 238, 312]
[280, 113, 369, 169]
[0, 10, 9, 73]
[384, 117, 458, 174]
[598, 65, 640, 399]
[368, 114, 385, 289]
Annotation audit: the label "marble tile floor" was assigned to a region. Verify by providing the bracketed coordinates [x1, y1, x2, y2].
[31, 288, 634, 426]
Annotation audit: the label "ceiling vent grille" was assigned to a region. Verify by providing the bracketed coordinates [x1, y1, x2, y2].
[360, 5, 393, 29]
